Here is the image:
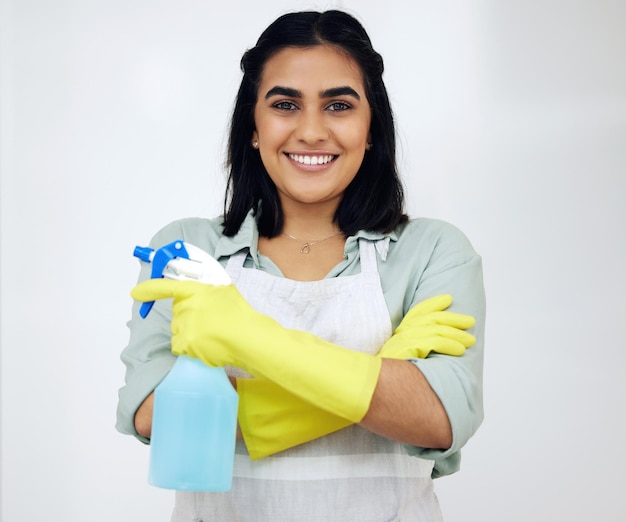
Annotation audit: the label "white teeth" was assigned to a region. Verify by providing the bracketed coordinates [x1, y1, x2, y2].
[289, 154, 335, 166]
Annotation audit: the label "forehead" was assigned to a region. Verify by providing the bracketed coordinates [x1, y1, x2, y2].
[259, 45, 365, 92]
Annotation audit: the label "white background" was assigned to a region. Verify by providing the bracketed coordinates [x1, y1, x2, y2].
[1, 0, 625, 520]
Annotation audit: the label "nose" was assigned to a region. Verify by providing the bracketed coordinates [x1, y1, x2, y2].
[294, 108, 329, 144]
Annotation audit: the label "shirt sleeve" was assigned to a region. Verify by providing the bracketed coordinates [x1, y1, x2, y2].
[115, 220, 192, 442]
[397, 220, 486, 478]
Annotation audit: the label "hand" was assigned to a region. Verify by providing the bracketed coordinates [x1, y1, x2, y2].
[132, 279, 261, 368]
[379, 294, 476, 359]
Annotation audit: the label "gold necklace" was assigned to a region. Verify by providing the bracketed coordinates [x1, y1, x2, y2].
[282, 231, 344, 254]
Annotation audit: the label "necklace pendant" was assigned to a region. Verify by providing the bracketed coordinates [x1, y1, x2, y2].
[300, 243, 311, 254]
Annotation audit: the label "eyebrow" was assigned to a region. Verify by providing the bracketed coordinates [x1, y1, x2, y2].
[264, 85, 361, 101]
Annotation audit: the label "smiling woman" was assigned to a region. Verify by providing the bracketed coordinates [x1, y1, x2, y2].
[116, 9, 486, 522]
[223, 11, 406, 241]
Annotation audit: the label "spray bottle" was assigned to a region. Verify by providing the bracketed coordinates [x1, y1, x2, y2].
[133, 240, 239, 491]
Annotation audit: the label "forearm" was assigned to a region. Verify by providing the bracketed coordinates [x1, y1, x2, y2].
[359, 358, 452, 449]
[134, 392, 154, 439]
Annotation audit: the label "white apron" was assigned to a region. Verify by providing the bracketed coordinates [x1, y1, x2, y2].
[171, 239, 442, 521]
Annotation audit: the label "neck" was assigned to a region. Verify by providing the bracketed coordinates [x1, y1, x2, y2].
[280, 200, 341, 238]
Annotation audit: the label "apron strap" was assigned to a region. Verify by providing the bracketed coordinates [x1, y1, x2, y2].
[358, 239, 380, 274]
[225, 250, 248, 283]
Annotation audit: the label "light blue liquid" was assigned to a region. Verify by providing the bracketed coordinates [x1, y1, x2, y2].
[149, 356, 239, 491]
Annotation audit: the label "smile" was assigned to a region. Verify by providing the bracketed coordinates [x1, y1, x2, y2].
[288, 153, 337, 166]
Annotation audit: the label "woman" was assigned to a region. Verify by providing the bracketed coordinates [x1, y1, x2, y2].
[117, 10, 485, 521]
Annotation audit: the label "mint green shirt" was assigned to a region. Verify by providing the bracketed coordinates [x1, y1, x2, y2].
[116, 211, 485, 478]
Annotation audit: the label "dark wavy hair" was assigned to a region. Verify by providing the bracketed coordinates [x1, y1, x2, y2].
[222, 10, 407, 237]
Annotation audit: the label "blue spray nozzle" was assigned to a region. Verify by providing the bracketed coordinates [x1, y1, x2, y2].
[134, 240, 191, 318]
[133, 246, 154, 263]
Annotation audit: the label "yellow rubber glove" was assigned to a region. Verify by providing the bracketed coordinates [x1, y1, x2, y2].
[236, 378, 352, 458]
[132, 279, 382, 423]
[237, 294, 476, 459]
[378, 294, 475, 359]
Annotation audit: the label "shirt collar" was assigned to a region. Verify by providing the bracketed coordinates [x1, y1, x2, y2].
[213, 210, 260, 265]
[345, 229, 398, 261]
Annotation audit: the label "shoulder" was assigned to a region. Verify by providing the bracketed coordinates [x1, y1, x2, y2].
[375, 216, 484, 326]
[392, 217, 479, 261]
[147, 216, 226, 255]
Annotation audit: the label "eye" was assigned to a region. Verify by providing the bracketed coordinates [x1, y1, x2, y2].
[272, 100, 299, 111]
[326, 101, 351, 112]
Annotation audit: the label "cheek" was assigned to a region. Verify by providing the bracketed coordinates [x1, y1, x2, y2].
[256, 118, 291, 145]
[337, 118, 371, 147]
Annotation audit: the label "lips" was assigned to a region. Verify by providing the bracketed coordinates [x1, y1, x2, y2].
[288, 153, 337, 166]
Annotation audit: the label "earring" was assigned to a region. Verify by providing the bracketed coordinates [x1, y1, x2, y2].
[252, 139, 259, 149]
[366, 142, 373, 150]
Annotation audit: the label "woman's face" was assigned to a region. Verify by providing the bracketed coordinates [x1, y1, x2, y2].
[253, 45, 371, 211]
